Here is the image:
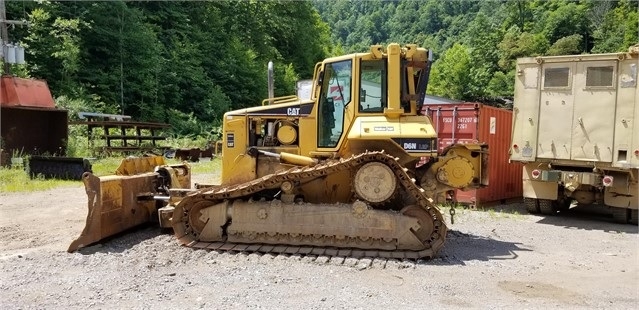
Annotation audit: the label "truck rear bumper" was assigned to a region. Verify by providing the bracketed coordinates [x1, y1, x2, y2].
[521, 163, 638, 209]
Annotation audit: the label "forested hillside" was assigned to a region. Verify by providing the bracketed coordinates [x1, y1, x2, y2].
[4, 0, 637, 137]
[314, 0, 638, 104]
[4, 0, 330, 135]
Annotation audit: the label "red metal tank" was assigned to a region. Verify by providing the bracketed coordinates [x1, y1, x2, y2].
[423, 102, 522, 206]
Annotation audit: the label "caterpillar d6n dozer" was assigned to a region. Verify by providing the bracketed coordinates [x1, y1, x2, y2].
[69, 44, 488, 259]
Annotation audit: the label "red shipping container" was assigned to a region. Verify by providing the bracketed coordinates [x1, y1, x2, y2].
[423, 103, 522, 207]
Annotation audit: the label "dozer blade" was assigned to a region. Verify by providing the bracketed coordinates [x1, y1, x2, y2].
[67, 172, 160, 252]
[68, 156, 190, 252]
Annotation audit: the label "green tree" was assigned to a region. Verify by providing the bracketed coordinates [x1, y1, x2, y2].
[502, 0, 534, 32]
[498, 26, 549, 72]
[592, 0, 639, 53]
[462, 13, 503, 100]
[22, 5, 65, 93]
[528, 0, 591, 52]
[487, 70, 515, 103]
[428, 43, 472, 100]
[72, 1, 161, 119]
[49, 17, 84, 94]
[547, 34, 584, 55]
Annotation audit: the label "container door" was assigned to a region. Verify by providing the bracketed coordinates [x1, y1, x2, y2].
[425, 105, 478, 153]
[538, 63, 575, 160]
[571, 61, 617, 162]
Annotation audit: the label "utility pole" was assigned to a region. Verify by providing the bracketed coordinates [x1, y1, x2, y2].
[0, 0, 28, 75]
[0, 0, 8, 74]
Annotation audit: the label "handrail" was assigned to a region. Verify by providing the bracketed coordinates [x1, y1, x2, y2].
[261, 95, 300, 106]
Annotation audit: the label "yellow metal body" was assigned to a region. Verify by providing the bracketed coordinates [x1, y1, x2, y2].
[220, 44, 441, 186]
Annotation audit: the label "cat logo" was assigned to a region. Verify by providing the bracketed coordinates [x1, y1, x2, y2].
[287, 107, 300, 116]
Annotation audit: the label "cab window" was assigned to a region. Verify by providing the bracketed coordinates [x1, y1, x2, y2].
[359, 59, 387, 113]
[318, 60, 351, 148]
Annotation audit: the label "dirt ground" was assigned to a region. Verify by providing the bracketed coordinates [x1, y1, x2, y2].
[1, 173, 637, 309]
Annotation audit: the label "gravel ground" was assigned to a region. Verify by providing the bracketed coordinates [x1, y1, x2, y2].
[1, 173, 637, 309]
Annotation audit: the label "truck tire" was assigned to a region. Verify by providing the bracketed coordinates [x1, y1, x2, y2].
[539, 199, 557, 215]
[524, 198, 540, 214]
[630, 210, 638, 225]
[611, 208, 629, 224]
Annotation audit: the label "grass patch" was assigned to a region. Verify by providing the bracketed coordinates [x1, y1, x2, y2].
[0, 167, 79, 193]
[486, 208, 523, 220]
[436, 203, 525, 224]
[90, 156, 222, 176]
[184, 157, 221, 175]
[90, 157, 125, 176]
[0, 156, 222, 193]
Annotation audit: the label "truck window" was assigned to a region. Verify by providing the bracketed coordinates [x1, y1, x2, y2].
[586, 66, 614, 87]
[359, 59, 386, 113]
[318, 60, 351, 148]
[543, 67, 570, 88]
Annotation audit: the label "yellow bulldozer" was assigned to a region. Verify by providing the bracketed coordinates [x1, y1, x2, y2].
[69, 43, 488, 259]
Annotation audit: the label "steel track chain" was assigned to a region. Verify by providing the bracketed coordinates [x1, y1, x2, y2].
[173, 151, 447, 259]
[202, 250, 425, 270]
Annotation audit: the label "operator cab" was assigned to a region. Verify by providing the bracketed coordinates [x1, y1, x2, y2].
[314, 44, 434, 161]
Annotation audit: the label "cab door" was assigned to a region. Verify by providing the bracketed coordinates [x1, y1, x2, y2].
[317, 60, 352, 149]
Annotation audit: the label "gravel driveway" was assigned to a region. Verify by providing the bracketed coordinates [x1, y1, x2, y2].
[1, 174, 637, 309]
